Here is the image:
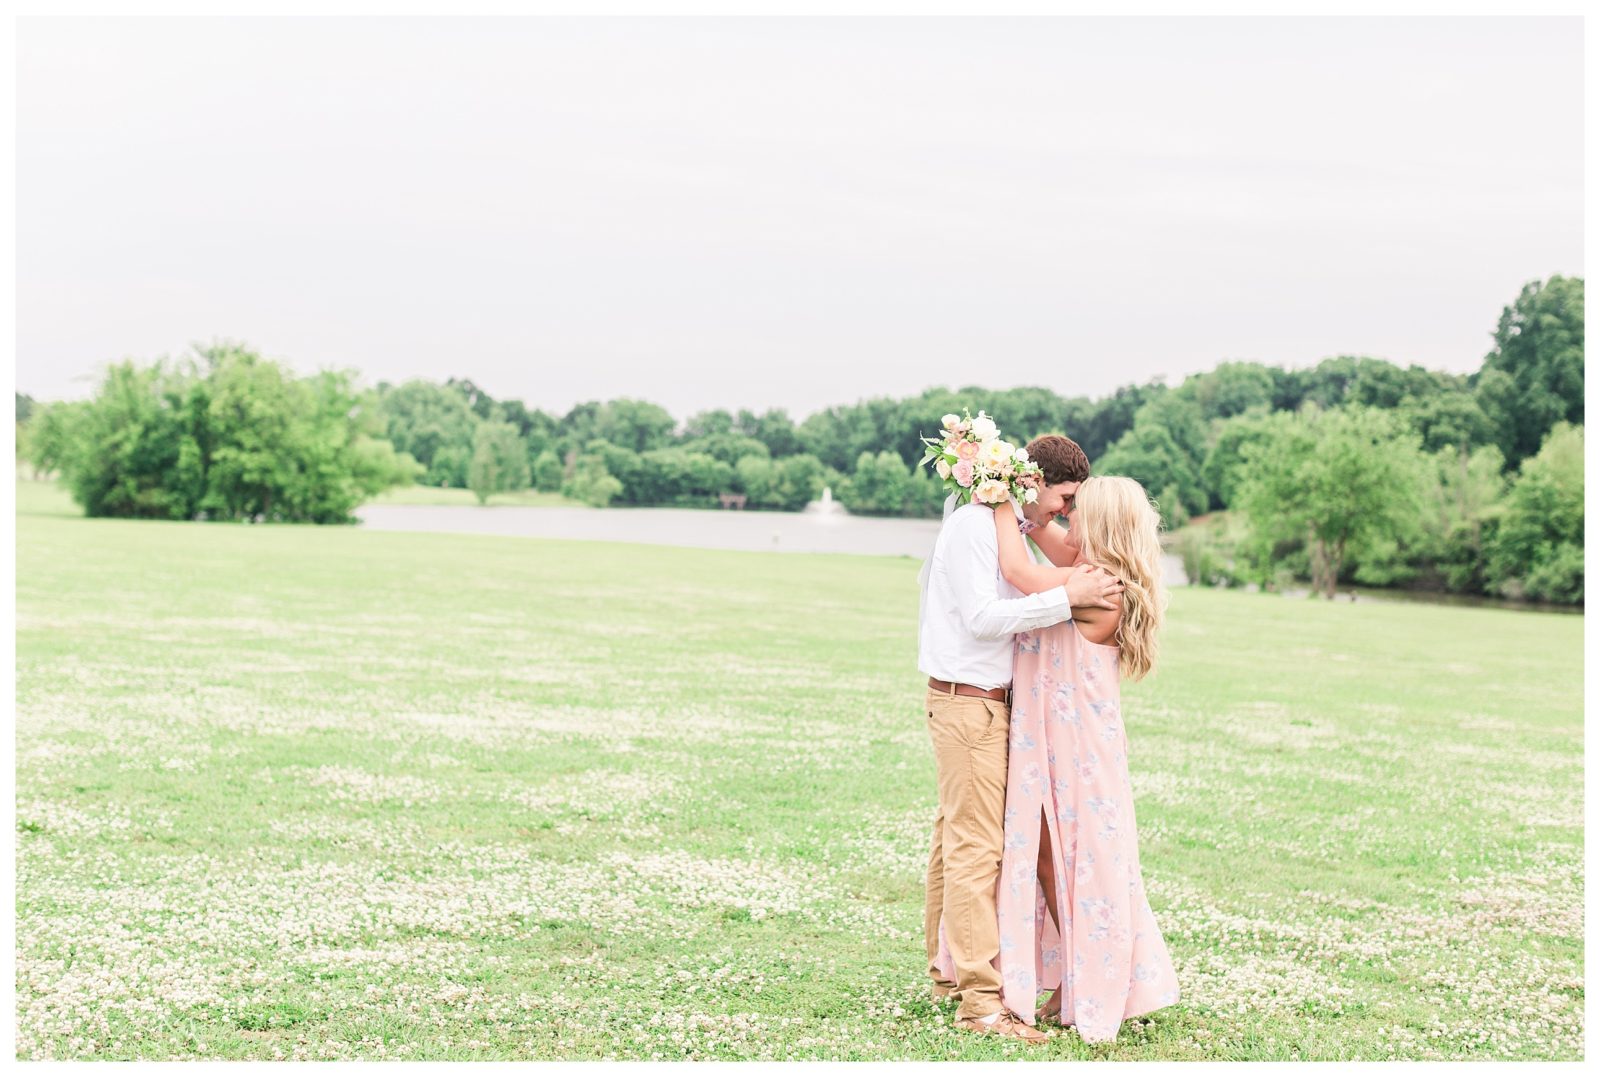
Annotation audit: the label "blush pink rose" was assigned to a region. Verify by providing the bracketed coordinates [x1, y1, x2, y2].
[952, 459, 974, 487]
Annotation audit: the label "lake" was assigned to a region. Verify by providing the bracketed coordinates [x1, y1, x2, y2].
[354, 502, 1194, 583]
[354, 503, 1581, 613]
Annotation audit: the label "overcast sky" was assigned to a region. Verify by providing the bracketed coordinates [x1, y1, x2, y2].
[16, 17, 1584, 421]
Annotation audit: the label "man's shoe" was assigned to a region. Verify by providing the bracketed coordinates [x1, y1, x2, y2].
[953, 1010, 1049, 1044]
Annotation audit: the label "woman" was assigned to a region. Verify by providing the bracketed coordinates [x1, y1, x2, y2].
[989, 475, 1180, 1042]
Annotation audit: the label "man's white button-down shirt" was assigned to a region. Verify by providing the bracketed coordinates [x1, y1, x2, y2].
[917, 499, 1073, 691]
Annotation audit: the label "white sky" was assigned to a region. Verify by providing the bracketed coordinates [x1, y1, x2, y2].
[15, 16, 1585, 421]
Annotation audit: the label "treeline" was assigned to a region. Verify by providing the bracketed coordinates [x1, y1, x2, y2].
[374, 382, 834, 512]
[15, 275, 1582, 602]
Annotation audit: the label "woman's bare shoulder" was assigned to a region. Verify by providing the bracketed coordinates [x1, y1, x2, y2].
[1071, 577, 1122, 647]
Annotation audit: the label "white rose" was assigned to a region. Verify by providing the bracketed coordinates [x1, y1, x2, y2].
[1024, 487, 1039, 504]
[974, 478, 1009, 504]
[970, 414, 998, 441]
[1014, 447, 1029, 464]
[941, 414, 961, 430]
[935, 458, 952, 479]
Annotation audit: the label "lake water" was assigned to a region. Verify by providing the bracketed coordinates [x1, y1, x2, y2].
[354, 503, 1193, 583]
[354, 504, 1580, 614]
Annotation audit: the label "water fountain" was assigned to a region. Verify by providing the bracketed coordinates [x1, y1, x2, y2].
[803, 485, 847, 518]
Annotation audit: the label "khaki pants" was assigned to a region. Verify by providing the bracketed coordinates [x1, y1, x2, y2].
[922, 687, 1009, 1020]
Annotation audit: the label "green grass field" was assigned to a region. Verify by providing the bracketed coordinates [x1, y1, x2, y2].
[13, 479, 1584, 1060]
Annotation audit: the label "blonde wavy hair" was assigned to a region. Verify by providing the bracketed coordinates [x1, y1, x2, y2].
[1074, 476, 1167, 680]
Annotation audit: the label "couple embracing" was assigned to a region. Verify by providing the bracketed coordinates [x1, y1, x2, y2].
[916, 428, 1180, 1045]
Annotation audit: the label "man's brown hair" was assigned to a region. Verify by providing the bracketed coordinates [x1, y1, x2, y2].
[1025, 434, 1091, 485]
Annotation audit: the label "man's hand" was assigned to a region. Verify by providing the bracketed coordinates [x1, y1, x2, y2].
[1065, 562, 1123, 609]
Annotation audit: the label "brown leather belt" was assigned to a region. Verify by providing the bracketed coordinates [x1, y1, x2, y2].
[927, 677, 1011, 703]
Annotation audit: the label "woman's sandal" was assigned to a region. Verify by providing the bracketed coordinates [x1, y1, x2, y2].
[1037, 989, 1064, 1026]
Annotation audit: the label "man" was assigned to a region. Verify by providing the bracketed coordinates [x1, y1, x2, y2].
[917, 433, 1118, 1043]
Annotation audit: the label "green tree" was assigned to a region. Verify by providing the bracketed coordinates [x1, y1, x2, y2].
[20, 400, 87, 479]
[1347, 358, 1443, 410]
[837, 450, 925, 516]
[56, 344, 417, 523]
[60, 359, 194, 519]
[1098, 395, 1208, 516]
[200, 347, 417, 523]
[1178, 362, 1275, 421]
[430, 444, 473, 490]
[595, 399, 677, 453]
[682, 409, 737, 440]
[734, 455, 780, 507]
[645, 448, 734, 505]
[15, 391, 36, 460]
[1296, 356, 1362, 409]
[345, 429, 425, 505]
[737, 408, 801, 458]
[1474, 275, 1585, 468]
[561, 454, 623, 507]
[468, 420, 532, 504]
[1235, 406, 1426, 598]
[585, 439, 647, 503]
[1099, 425, 1206, 518]
[1201, 409, 1276, 509]
[1155, 484, 1189, 529]
[1399, 388, 1496, 454]
[1412, 443, 1507, 593]
[377, 379, 478, 487]
[199, 347, 313, 521]
[1485, 423, 1583, 603]
[1071, 381, 1168, 462]
[276, 368, 418, 523]
[531, 449, 564, 493]
[774, 454, 828, 512]
[556, 401, 603, 457]
[678, 433, 770, 467]
[445, 377, 498, 421]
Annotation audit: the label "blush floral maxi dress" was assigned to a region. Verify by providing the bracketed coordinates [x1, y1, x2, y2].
[935, 619, 1180, 1042]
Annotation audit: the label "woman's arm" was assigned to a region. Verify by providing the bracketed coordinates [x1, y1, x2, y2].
[1027, 511, 1085, 569]
[993, 502, 1076, 596]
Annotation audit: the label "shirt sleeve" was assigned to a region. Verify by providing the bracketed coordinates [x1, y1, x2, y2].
[940, 510, 1072, 640]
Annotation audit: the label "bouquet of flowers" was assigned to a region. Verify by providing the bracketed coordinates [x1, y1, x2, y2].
[918, 409, 1042, 507]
